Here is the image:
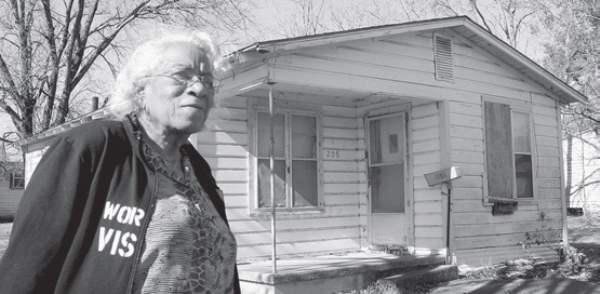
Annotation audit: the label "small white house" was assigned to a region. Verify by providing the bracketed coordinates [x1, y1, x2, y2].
[21, 15, 587, 293]
[207, 15, 585, 266]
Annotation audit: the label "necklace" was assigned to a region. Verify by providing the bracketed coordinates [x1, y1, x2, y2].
[129, 113, 194, 186]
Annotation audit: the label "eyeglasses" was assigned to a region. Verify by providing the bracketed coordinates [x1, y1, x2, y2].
[148, 73, 216, 89]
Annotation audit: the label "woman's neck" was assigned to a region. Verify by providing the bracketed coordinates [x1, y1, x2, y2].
[138, 113, 189, 160]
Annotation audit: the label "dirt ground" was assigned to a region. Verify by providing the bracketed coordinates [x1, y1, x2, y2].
[428, 215, 600, 294]
[0, 217, 599, 293]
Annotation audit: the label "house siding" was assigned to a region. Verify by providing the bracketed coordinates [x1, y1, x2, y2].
[447, 96, 563, 265]
[0, 182, 22, 217]
[411, 103, 444, 251]
[196, 97, 364, 261]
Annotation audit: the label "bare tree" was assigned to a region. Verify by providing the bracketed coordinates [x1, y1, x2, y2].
[0, 0, 249, 141]
[274, 0, 328, 37]
[433, 0, 543, 49]
[542, 0, 600, 211]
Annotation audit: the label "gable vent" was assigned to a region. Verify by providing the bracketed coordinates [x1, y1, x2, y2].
[434, 35, 454, 82]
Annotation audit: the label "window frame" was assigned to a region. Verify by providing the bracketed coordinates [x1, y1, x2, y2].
[249, 105, 323, 214]
[9, 171, 25, 190]
[482, 96, 537, 202]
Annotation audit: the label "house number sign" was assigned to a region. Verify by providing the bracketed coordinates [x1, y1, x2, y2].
[324, 149, 341, 159]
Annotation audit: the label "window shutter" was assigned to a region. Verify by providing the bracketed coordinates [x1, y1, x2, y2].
[484, 101, 513, 198]
[434, 35, 454, 82]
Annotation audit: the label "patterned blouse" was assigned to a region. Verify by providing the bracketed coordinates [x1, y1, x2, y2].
[132, 123, 237, 294]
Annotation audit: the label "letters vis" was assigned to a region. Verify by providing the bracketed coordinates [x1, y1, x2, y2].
[98, 201, 145, 258]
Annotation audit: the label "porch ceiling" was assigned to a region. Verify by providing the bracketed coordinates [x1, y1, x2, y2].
[237, 82, 420, 107]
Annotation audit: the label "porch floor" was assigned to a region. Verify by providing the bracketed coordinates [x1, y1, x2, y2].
[238, 251, 446, 294]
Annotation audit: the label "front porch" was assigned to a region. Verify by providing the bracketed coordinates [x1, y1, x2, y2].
[238, 251, 452, 294]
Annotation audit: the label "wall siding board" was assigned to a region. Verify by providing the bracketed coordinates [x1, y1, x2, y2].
[449, 126, 483, 139]
[451, 138, 484, 151]
[414, 237, 445, 249]
[237, 239, 360, 260]
[195, 131, 248, 145]
[455, 245, 558, 266]
[454, 229, 561, 249]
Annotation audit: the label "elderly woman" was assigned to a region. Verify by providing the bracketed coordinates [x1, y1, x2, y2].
[0, 32, 239, 294]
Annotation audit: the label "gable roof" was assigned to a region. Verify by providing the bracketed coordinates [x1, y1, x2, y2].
[235, 16, 586, 104]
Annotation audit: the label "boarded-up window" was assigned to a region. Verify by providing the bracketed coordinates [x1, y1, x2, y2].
[485, 102, 513, 198]
[256, 111, 319, 208]
[484, 101, 534, 199]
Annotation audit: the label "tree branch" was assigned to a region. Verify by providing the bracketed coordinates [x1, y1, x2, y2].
[72, 1, 153, 87]
[470, 0, 492, 31]
[56, 0, 75, 61]
[0, 53, 22, 102]
[0, 92, 22, 122]
[40, 0, 59, 129]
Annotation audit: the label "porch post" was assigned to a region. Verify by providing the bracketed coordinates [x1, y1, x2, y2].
[268, 85, 278, 273]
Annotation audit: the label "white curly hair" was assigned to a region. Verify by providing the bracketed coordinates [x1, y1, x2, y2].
[110, 31, 222, 118]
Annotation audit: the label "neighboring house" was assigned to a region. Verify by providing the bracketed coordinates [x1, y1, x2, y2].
[22, 16, 586, 288]
[0, 161, 24, 218]
[0, 110, 25, 218]
[564, 132, 600, 211]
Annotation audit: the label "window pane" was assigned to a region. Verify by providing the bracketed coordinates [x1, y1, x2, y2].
[370, 116, 404, 164]
[292, 160, 318, 206]
[512, 112, 531, 153]
[484, 101, 514, 198]
[389, 134, 398, 154]
[292, 115, 316, 158]
[257, 112, 285, 158]
[515, 154, 533, 198]
[257, 159, 286, 207]
[371, 164, 404, 213]
[369, 120, 382, 164]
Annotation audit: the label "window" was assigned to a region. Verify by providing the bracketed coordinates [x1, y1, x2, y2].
[255, 110, 319, 209]
[484, 101, 534, 199]
[10, 172, 24, 190]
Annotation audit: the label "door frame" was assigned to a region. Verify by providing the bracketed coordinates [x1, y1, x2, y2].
[365, 110, 414, 247]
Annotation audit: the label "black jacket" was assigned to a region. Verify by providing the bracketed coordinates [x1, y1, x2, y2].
[0, 116, 240, 294]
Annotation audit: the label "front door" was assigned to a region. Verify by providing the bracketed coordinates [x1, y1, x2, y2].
[368, 113, 409, 246]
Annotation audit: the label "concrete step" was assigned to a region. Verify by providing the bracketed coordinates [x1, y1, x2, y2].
[383, 264, 458, 287]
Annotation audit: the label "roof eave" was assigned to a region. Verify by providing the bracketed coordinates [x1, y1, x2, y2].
[460, 19, 587, 105]
[235, 16, 467, 54]
[231, 16, 587, 105]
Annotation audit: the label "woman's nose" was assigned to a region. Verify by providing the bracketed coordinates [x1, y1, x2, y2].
[186, 80, 211, 97]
